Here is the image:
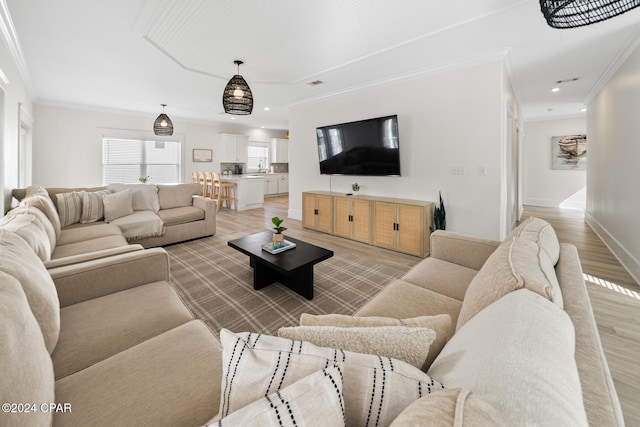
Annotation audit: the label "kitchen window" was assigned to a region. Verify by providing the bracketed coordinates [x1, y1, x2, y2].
[247, 142, 269, 172]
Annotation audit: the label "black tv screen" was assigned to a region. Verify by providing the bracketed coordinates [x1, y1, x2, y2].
[316, 115, 400, 176]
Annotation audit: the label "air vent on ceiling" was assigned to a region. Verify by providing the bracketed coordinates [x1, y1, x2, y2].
[555, 77, 580, 84]
[308, 80, 324, 86]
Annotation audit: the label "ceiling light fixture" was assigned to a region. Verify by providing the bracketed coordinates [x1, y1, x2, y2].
[153, 104, 173, 136]
[551, 87, 560, 92]
[223, 60, 253, 115]
[540, 0, 640, 29]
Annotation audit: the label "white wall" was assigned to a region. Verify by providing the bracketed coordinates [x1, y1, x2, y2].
[587, 44, 640, 284]
[32, 104, 286, 187]
[288, 60, 507, 240]
[0, 23, 33, 213]
[523, 117, 587, 209]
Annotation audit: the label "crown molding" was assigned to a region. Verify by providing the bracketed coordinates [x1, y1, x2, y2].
[584, 23, 640, 105]
[523, 112, 587, 123]
[0, 0, 33, 96]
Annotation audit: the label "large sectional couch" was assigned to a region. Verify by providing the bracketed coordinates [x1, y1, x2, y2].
[0, 205, 624, 426]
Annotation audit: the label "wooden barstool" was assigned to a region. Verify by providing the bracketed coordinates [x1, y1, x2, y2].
[203, 172, 214, 199]
[197, 172, 208, 197]
[191, 171, 199, 184]
[213, 172, 237, 212]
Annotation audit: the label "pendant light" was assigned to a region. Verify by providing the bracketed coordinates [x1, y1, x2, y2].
[153, 104, 174, 136]
[540, 0, 640, 29]
[222, 60, 253, 115]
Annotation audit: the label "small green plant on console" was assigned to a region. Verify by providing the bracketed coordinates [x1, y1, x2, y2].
[352, 182, 360, 193]
[139, 176, 150, 183]
[433, 191, 446, 231]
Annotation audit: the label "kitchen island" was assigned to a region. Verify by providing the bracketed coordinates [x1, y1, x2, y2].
[220, 174, 264, 211]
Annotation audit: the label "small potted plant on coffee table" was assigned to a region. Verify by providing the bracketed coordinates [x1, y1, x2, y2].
[271, 216, 287, 247]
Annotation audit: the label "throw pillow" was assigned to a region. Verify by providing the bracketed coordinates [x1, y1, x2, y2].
[25, 184, 50, 198]
[56, 191, 84, 227]
[278, 326, 435, 370]
[428, 290, 588, 426]
[80, 189, 112, 223]
[103, 190, 134, 222]
[0, 213, 52, 262]
[20, 194, 62, 238]
[218, 329, 444, 426]
[108, 183, 160, 212]
[390, 388, 510, 426]
[514, 217, 560, 265]
[210, 366, 345, 427]
[299, 313, 452, 371]
[5, 206, 57, 250]
[456, 237, 560, 331]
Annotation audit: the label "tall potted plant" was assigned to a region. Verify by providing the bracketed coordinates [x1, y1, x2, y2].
[432, 191, 446, 231]
[271, 216, 287, 247]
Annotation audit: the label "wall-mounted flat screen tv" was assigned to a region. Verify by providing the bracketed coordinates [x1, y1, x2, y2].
[316, 115, 400, 176]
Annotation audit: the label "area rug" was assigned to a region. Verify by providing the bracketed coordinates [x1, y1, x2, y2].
[165, 236, 405, 337]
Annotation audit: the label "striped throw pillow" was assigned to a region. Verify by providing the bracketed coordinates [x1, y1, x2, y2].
[218, 329, 443, 426]
[212, 366, 345, 427]
[56, 191, 84, 227]
[80, 190, 111, 223]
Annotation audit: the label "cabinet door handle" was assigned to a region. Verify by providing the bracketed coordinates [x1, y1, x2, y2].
[314, 209, 318, 215]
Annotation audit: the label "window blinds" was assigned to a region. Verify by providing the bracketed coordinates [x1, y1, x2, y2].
[102, 138, 181, 184]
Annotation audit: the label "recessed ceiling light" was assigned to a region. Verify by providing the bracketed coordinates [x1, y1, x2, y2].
[264, 107, 270, 111]
[580, 108, 587, 112]
[551, 87, 560, 92]
[230, 117, 236, 120]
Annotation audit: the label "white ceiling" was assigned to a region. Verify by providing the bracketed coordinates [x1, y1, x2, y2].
[6, 0, 640, 131]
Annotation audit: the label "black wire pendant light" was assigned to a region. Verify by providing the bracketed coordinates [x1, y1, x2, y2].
[153, 104, 174, 136]
[540, 0, 640, 29]
[222, 60, 253, 115]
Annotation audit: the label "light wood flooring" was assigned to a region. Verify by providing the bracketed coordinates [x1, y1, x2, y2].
[215, 197, 639, 425]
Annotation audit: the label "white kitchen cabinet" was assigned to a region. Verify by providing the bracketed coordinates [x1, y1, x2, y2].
[277, 174, 289, 194]
[271, 138, 289, 163]
[219, 134, 249, 163]
[264, 175, 278, 195]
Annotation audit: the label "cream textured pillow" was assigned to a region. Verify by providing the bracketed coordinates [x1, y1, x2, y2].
[12, 206, 57, 249]
[390, 388, 510, 426]
[300, 313, 451, 371]
[429, 290, 588, 426]
[103, 190, 134, 222]
[108, 183, 160, 212]
[0, 213, 52, 261]
[456, 237, 560, 331]
[80, 190, 112, 223]
[20, 194, 62, 238]
[56, 191, 84, 227]
[278, 326, 435, 370]
[211, 366, 345, 427]
[218, 329, 443, 426]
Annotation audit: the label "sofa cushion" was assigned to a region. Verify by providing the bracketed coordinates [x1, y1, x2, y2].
[0, 272, 55, 427]
[0, 230, 60, 353]
[514, 216, 560, 265]
[57, 222, 123, 246]
[53, 281, 193, 379]
[456, 237, 561, 331]
[428, 290, 588, 426]
[7, 205, 57, 249]
[390, 388, 509, 427]
[218, 329, 444, 425]
[80, 189, 112, 223]
[356, 279, 463, 332]
[44, 187, 106, 209]
[52, 235, 129, 260]
[278, 325, 435, 370]
[299, 313, 451, 371]
[20, 194, 62, 238]
[56, 191, 84, 227]
[54, 321, 222, 427]
[157, 206, 205, 226]
[401, 257, 478, 301]
[158, 183, 202, 209]
[0, 212, 52, 261]
[110, 210, 164, 239]
[103, 189, 134, 222]
[211, 366, 345, 427]
[108, 183, 160, 212]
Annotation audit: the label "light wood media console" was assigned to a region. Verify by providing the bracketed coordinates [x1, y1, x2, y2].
[302, 191, 434, 257]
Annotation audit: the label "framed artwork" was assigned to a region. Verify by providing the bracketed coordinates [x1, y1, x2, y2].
[551, 134, 587, 170]
[193, 149, 212, 162]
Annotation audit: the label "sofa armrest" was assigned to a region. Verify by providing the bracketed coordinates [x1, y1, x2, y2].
[44, 244, 144, 269]
[430, 230, 500, 270]
[49, 248, 170, 307]
[193, 195, 216, 217]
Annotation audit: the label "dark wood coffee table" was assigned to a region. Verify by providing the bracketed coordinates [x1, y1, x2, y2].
[227, 231, 333, 300]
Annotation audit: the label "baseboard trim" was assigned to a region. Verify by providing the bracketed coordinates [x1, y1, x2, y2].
[524, 198, 558, 208]
[585, 211, 640, 285]
[288, 208, 302, 221]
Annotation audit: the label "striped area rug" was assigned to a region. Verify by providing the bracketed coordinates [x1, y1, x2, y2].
[165, 235, 404, 337]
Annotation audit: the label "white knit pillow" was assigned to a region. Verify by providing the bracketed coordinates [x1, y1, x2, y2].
[55, 191, 84, 227]
[80, 190, 111, 223]
[211, 366, 345, 427]
[103, 190, 134, 222]
[278, 326, 435, 370]
[218, 329, 443, 426]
